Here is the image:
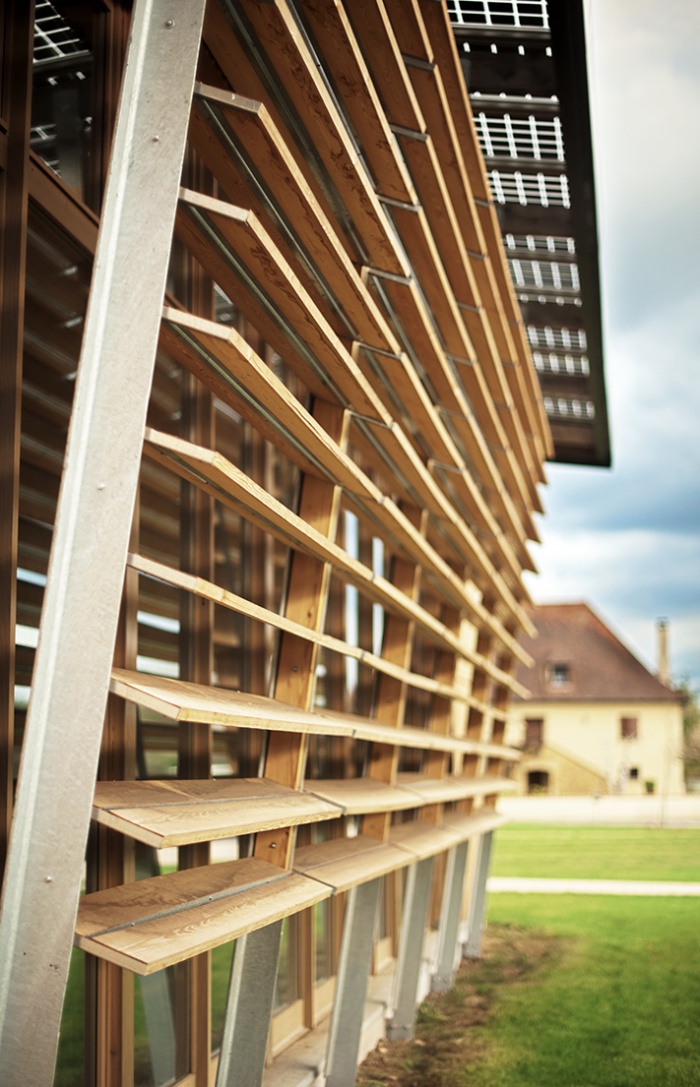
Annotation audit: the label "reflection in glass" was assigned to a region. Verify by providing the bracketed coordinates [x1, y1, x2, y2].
[315, 900, 332, 985]
[273, 916, 300, 1011]
[211, 942, 236, 1055]
[133, 846, 189, 1086]
[32, 1, 96, 204]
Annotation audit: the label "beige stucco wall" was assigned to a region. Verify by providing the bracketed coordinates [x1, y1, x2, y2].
[505, 700, 685, 796]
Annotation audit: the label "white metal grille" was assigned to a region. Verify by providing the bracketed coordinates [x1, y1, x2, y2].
[505, 234, 576, 257]
[489, 169, 569, 207]
[447, 0, 549, 29]
[29, 125, 59, 171]
[509, 259, 579, 292]
[33, 0, 86, 63]
[528, 326, 588, 352]
[476, 113, 564, 162]
[543, 396, 595, 420]
[532, 352, 589, 377]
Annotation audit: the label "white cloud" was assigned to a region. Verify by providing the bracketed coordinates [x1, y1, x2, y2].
[529, 2, 700, 686]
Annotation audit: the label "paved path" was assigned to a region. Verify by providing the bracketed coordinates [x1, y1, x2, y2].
[488, 877, 700, 896]
[497, 795, 700, 827]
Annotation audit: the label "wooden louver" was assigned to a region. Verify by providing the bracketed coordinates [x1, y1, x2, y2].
[68, 0, 549, 1067]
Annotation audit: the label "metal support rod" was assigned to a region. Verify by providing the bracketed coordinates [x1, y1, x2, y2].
[464, 830, 494, 960]
[215, 922, 283, 1087]
[0, 3, 206, 1083]
[325, 878, 382, 1087]
[432, 841, 469, 992]
[387, 858, 434, 1041]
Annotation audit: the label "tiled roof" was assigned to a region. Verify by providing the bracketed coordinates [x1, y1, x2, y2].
[514, 603, 682, 703]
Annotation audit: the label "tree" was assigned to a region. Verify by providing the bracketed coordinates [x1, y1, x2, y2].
[678, 680, 700, 785]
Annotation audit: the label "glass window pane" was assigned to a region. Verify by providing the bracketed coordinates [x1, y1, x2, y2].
[273, 916, 300, 1011]
[211, 942, 235, 1054]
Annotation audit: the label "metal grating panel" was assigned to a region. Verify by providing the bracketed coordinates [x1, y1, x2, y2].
[532, 351, 589, 377]
[543, 395, 595, 421]
[527, 325, 587, 352]
[488, 169, 569, 207]
[476, 112, 564, 161]
[509, 258, 579, 292]
[447, 0, 549, 29]
[33, 0, 87, 63]
[505, 233, 576, 257]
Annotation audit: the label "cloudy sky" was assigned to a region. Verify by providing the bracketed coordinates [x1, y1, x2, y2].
[524, 0, 700, 686]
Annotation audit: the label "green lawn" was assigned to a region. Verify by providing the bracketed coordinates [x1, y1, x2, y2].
[56, 826, 700, 1085]
[491, 825, 700, 882]
[469, 893, 700, 1087]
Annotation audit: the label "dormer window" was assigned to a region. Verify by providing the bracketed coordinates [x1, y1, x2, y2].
[547, 661, 571, 689]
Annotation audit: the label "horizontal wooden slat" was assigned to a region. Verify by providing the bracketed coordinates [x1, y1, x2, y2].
[176, 190, 538, 595]
[189, 84, 401, 355]
[395, 773, 518, 804]
[159, 309, 533, 637]
[130, 552, 475, 705]
[175, 192, 381, 419]
[343, 0, 427, 134]
[143, 424, 533, 668]
[295, 1, 417, 206]
[389, 820, 462, 860]
[376, 269, 535, 554]
[92, 777, 341, 849]
[109, 669, 522, 759]
[177, 192, 536, 606]
[235, 0, 409, 277]
[293, 834, 411, 892]
[352, 352, 530, 595]
[442, 809, 507, 839]
[75, 858, 328, 975]
[305, 777, 421, 815]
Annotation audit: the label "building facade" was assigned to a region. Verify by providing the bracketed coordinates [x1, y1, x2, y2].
[0, 3, 606, 1086]
[506, 605, 686, 797]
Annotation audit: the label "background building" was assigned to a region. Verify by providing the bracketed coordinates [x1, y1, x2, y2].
[507, 604, 685, 796]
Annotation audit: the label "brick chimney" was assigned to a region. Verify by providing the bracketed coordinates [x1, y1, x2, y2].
[656, 618, 670, 686]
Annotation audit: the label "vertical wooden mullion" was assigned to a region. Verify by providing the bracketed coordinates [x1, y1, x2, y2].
[87, 527, 139, 1087]
[255, 399, 348, 852]
[240, 320, 268, 698]
[356, 520, 374, 717]
[0, 0, 34, 889]
[484, 638, 516, 804]
[178, 373, 215, 1085]
[465, 617, 496, 771]
[422, 597, 463, 812]
[420, 595, 464, 928]
[254, 399, 348, 1039]
[362, 505, 426, 844]
[178, 168, 216, 1079]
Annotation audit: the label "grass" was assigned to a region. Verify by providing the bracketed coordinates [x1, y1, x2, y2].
[491, 824, 700, 882]
[359, 826, 700, 1087]
[54, 826, 700, 1084]
[359, 895, 700, 1087]
[473, 894, 700, 1087]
